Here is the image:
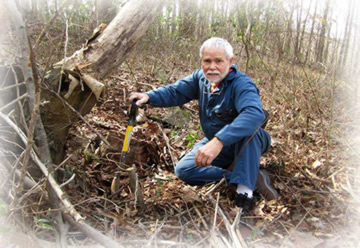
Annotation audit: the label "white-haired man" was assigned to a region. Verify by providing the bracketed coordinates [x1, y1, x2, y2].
[130, 37, 278, 209]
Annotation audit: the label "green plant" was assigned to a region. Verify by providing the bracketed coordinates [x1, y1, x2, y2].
[186, 130, 198, 148]
[83, 149, 96, 162]
[34, 216, 54, 230]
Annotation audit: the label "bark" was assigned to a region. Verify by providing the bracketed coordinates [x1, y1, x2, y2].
[316, 0, 330, 63]
[39, 0, 164, 164]
[63, 0, 164, 79]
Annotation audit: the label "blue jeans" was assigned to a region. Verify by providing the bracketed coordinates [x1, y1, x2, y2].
[175, 129, 271, 190]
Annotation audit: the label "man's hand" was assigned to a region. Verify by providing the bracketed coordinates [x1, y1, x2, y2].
[195, 137, 224, 167]
[130, 92, 149, 106]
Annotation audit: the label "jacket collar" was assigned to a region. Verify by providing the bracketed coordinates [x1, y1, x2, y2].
[226, 64, 238, 81]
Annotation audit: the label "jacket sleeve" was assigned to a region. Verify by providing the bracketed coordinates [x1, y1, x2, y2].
[146, 70, 200, 107]
[215, 76, 265, 146]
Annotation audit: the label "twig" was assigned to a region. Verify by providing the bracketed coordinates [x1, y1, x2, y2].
[0, 112, 83, 221]
[0, 93, 28, 112]
[193, 205, 209, 230]
[33, 0, 69, 51]
[53, 154, 73, 172]
[10, 65, 28, 133]
[60, 173, 76, 188]
[125, 60, 140, 91]
[157, 123, 177, 168]
[207, 194, 244, 247]
[2, 157, 37, 190]
[232, 208, 248, 248]
[145, 219, 165, 248]
[1, 112, 123, 248]
[58, 18, 69, 94]
[279, 209, 311, 248]
[0, 82, 26, 92]
[212, 192, 220, 231]
[64, 214, 123, 248]
[205, 178, 225, 196]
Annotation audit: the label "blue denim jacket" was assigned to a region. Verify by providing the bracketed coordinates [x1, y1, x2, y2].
[146, 65, 265, 146]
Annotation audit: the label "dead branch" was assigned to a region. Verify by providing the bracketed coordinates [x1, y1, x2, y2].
[207, 194, 245, 248]
[193, 205, 209, 230]
[64, 214, 123, 248]
[0, 112, 83, 222]
[1, 112, 123, 248]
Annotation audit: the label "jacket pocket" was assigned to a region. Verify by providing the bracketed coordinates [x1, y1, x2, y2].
[214, 109, 238, 122]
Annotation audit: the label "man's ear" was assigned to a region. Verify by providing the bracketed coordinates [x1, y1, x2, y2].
[229, 57, 234, 66]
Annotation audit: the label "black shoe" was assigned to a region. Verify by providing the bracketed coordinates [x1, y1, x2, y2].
[235, 193, 255, 211]
[255, 170, 279, 201]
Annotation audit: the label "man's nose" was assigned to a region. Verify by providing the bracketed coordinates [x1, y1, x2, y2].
[209, 61, 216, 69]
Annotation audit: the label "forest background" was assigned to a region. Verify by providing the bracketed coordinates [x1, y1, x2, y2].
[1, 0, 360, 247]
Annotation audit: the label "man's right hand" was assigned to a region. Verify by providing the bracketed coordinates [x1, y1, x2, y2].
[129, 92, 149, 106]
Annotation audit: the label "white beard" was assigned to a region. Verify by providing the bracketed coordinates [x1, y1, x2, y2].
[205, 70, 227, 84]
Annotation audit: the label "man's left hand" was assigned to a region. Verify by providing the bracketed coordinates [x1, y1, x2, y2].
[195, 137, 223, 167]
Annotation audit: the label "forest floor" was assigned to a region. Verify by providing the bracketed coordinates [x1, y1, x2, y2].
[52, 58, 359, 247]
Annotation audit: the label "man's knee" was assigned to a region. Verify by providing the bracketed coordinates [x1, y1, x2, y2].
[175, 162, 194, 184]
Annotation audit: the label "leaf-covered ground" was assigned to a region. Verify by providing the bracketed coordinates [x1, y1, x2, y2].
[60, 61, 358, 247]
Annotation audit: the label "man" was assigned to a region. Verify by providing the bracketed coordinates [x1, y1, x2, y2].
[130, 37, 278, 210]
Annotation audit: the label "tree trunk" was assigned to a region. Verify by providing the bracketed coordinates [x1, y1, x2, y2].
[316, 0, 330, 63]
[293, 0, 303, 60]
[299, 0, 311, 63]
[41, 0, 164, 164]
[305, 0, 318, 64]
[340, 0, 355, 67]
[283, 1, 295, 56]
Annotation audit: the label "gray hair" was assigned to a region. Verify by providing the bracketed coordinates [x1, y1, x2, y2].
[199, 37, 234, 60]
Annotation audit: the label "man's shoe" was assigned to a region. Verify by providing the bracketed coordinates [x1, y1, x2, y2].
[255, 170, 279, 201]
[235, 193, 255, 211]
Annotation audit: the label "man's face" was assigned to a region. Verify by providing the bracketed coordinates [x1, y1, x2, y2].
[201, 48, 233, 84]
